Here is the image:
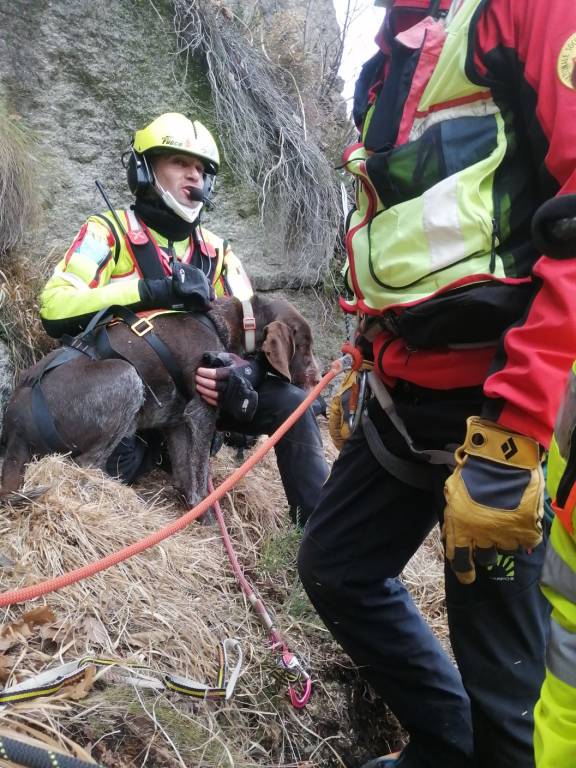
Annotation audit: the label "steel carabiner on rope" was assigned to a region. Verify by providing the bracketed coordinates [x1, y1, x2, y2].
[289, 675, 312, 709]
[279, 648, 312, 708]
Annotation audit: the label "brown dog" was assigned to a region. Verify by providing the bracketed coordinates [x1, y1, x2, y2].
[0, 294, 320, 506]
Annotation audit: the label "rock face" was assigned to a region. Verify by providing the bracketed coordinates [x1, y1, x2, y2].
[0, 0, 345, 288]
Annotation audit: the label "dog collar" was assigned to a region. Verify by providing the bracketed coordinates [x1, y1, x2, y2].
[241, 300, 256, 353]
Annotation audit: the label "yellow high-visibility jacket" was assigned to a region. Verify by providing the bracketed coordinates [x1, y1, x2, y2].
[40, 208, 253, 338]
[534, 360, 576, 767]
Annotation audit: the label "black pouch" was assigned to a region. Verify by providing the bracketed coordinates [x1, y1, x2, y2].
[394, 282, 534, 348]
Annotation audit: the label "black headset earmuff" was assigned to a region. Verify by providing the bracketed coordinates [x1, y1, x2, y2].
[124, 148, 155, 196]
[202, 174, 216, 210]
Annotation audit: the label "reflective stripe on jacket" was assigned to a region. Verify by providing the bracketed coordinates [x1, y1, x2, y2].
[534, 520, 576, 768]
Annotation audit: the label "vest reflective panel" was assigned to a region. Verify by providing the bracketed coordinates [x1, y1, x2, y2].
[534, 516, 576, 768]
[342, 0, 530, 316]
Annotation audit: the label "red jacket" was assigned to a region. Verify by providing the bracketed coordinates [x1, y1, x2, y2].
[352, 0, 576, 447]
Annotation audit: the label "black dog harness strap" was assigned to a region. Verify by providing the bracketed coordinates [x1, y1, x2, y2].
[30, 305, 221, 455]
[30, 348, 89, 456]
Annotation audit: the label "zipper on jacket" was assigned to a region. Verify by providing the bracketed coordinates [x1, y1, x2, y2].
[167, 240, 177, 271]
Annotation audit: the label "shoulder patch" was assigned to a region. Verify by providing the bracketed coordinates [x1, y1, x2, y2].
[558, 33, 576, 90]
[74, 219, 114, 265]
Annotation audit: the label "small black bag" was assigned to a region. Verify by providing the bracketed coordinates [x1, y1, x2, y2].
[394, 282, 534, 348]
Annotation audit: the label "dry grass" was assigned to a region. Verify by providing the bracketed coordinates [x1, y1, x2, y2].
[0, 107, 48, 378]
[0, 112, 38, 261]
[171, 0, 342, 282]
[0, 256, 56, 379]
[0, 446, 344, 767]
[0, 424, 447, 767]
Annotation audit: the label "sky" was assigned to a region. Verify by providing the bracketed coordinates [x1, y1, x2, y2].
[333, 0, 386, 109]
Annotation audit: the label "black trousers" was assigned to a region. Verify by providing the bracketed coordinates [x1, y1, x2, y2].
[108, 378, 329, 525]
[298, 387, 549, 768]
[219, 377, 329, 524]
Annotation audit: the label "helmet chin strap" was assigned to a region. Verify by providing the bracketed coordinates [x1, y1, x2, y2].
[155, 181, 203, 224]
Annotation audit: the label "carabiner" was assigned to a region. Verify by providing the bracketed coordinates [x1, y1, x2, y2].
[288, 676, 312, 709]
[348, 368, 369, 433]
[279, 649, 312, 708]
[341, 340, 364, 371]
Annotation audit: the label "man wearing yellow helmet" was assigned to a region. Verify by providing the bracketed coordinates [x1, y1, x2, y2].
[39, 113, 328, 523]
[41, 112, 243, 329]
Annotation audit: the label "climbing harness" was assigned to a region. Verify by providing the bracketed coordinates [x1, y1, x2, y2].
[0, 640, 242, 707]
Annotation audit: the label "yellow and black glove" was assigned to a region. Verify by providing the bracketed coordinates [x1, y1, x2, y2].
[328, 363, 373, 450]
[443, 416, 544, 585]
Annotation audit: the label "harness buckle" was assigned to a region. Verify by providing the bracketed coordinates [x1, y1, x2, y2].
[130, 317, 154, 337]
[243, 317, 256, 331]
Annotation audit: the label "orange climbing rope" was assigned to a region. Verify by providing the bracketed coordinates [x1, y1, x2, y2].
[0, 354, 355, 608]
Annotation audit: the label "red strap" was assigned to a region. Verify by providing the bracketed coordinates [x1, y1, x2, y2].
[341, 341, 364, 371]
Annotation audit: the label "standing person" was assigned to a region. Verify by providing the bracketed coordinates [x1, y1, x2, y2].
[40, 112, 328, 525]
[534, 357, 576, 768]
[299, 0, 576, 765]
[530, 196, 576, 767]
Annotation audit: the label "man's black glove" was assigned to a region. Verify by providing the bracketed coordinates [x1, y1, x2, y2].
[172, 262, 215, 309]
[196, 352, 265, 422]
[139, 263, 214, 312]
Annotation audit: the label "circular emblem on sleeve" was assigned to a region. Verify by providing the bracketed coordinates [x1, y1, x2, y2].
[558, 33, 576, 89]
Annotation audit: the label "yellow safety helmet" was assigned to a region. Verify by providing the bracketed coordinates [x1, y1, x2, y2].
[126, 113, 220, 221]
[132, 113, 220, 174]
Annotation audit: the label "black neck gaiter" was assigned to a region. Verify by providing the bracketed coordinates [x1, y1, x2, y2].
[133, 196, 197, 241]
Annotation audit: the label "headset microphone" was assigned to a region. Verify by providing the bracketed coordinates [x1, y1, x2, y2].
[187, 186, 205, 203]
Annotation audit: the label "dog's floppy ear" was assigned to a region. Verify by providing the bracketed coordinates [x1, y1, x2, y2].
[261, 321, 293, 382]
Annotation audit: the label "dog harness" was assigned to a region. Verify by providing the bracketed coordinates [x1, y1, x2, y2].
[29, 305, 222, 456]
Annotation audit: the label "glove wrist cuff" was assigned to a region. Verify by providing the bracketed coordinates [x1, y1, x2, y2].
[463, 417, 540, 469]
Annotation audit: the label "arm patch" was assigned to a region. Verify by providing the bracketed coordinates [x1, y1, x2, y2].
[72, 219, 114, 266]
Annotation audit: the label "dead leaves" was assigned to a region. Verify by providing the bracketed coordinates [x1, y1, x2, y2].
[0, 607, 56, 652]
[61, 664, 96, 701]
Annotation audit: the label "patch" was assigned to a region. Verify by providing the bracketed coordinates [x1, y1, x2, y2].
[486, 553, 515, 582]
[75, 222, 112, 266]
[557, 33, 576, 90]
